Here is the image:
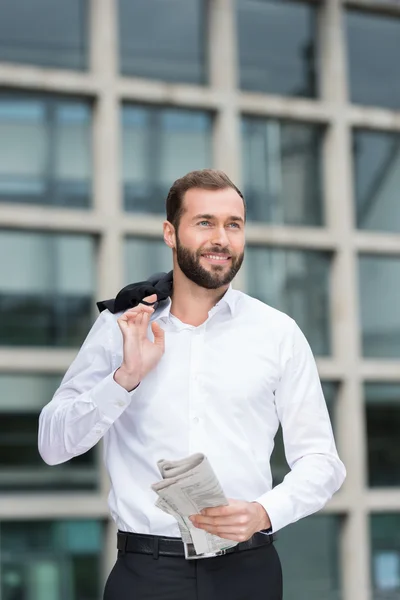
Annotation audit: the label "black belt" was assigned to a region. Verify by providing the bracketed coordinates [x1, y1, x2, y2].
[117, 530, 275, 559]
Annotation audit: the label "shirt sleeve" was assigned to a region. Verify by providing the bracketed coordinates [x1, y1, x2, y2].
[38, 310, 138, 466]
[255, 320, 346, 533]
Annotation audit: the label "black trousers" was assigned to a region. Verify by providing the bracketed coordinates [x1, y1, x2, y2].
[103, 543, 283, 600]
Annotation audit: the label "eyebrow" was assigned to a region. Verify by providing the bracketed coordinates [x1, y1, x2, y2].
[192, 213, 245, 224]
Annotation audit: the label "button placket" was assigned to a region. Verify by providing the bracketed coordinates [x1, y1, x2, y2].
[188, 329, 206, 454]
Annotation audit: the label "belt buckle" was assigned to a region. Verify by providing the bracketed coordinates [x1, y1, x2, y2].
[183, 542, 228, 560]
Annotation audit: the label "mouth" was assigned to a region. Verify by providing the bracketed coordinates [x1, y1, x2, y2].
[201, 253, 232, 265]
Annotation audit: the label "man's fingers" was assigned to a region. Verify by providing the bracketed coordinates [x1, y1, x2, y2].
[151, 322, 165, 350]
[190, 515, 238, 527]
[141, 293, 157, 306]
[200, 505, 236, 517]
[138, 311, 150, 339]
[125, 304, 154, 316]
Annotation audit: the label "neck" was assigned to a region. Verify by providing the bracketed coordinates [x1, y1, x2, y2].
[170, 268, 229, 327]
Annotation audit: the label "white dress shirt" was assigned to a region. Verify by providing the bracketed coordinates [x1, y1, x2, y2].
[38, 286, 346, 537]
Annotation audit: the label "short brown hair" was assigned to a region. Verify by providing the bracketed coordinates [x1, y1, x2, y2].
[165, 169, 246, 229]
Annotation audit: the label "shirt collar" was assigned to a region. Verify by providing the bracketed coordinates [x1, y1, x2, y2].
[151, 284, 238, 323]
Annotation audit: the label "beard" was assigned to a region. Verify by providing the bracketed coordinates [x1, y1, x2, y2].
[175, 236, 244, 290]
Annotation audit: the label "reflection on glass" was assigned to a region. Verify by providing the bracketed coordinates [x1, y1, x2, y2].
[0, 231, 95, 347]
[371, 514, 400, 599]
[246, 247, 331, 355]
[0, 94, 92, 208]
[242, 117, 324, 225]
[276, 515, 342, 600]
[237, 0, 317, 97]
[346, 10, 400, 109]
[125, 238, 172, 285]
[0, 374, 97, 491]
[366, 383, 400, 488]
[0, 521, 102, 600]
[271, 382, 337, 485]
[0, 0, 88, 70]
[122, 105, 212, 213]
[119, 0, 206, 84]
[353, 130, 400, 232]
[358, 255, 400, 358]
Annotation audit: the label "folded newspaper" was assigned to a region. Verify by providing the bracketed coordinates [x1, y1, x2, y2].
[151, 453, 238, 558]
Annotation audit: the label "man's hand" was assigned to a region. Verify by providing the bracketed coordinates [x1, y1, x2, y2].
[189, 499, 271, 542]
[114, 294, 165, 391]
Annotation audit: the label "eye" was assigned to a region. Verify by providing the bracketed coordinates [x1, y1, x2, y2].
[228, 222, 240, 228]
[198, 220, 211, 226]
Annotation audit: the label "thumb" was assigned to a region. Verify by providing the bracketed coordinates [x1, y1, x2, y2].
[151, 321, 165, 350]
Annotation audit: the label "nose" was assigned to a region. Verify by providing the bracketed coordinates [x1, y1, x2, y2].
[210, 226, 229, 247]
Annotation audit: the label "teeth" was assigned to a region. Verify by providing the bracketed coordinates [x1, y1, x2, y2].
[204, 254, 229, 261]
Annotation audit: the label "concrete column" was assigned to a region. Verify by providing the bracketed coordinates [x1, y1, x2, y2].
[91, 0, 123, 296]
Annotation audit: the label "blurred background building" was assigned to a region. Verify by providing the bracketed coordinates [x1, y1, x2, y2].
[0, 0, 399, 598]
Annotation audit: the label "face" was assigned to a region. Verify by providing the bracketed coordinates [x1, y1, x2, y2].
[164, 187, 245, 290]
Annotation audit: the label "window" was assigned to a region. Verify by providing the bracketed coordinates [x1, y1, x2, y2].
[346, 10, 400, 109]
[122, 105, 212, 214]
[0, 374, 97, 491]
[366, 383, 400, 488]
[242, 117, 324, 225]
[353, 129, 400, 233]
[245, 247, 332, 355]
[0, 94, 92, 208]
[118, 0, 206, 84]
[237, 0, 317, 97]
[271, 382, 338, 485]
[371, 514, 400, 598]
[0, 0, 88, 70]
[125, 238, 172, 285]
[0, 231, 96, 347]
[358, 255, 400, 358]
[276, 515, 342, 600]
[0, 520, 103, 600]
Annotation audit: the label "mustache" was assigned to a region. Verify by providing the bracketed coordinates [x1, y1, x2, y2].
[198, 247, 232, 255]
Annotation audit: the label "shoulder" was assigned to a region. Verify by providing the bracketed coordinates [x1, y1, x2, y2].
[232, 289, 296, 334]
[81, 308, 123, 350]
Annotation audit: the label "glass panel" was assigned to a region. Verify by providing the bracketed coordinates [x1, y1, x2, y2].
[242, 117, 324, 225]
[276, 515, 342, 600]
[237, 0, 317, 97]
[371, 514, 400, 598]
[0, 94, 92, 208]
[366, 383, 400, 488]
[245, 247, 331, 355]
[346, 11, 400, 109]
[0, 230, 95, 347]
[353, 130, 400, 233]
[119, 0, 206, 84]
[122, 105, 212, 214]
[125, 238, 172, 285]
[271, 382, 338, 486]
[0, 520, 103, 600]
[0, 374, 97, 491]
[359, 255, 400, 358]
[0, 0, 88, 70]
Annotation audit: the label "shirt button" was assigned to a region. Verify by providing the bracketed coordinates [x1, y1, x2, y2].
[116, 400, 125, 407]
[192, 417, 199, 424]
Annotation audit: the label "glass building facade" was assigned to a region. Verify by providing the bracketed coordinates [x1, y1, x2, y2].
[0, 1, 399, 599]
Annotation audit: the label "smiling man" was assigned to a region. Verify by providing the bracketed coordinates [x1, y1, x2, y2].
[39, 169, 346, 600]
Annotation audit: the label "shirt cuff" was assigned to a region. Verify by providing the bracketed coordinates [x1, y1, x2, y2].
[255, 487, 294, 534]
[89, 370, 140, 423]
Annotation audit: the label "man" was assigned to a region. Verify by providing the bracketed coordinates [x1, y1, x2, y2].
[39, 169, 346, 600]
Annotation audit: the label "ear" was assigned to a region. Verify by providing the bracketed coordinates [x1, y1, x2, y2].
[163, 221, 176, 249]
